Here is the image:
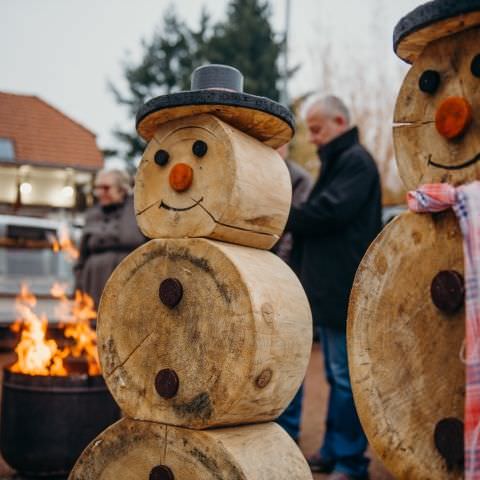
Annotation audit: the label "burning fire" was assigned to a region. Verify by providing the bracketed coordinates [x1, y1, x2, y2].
[10, 283, 100, 376]
[51, 224, 79, 262]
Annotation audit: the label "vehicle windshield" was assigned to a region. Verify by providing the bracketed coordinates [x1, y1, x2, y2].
[0, 223, 74, 297]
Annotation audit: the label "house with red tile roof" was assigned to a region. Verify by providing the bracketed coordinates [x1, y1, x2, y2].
[0, 91, 103, 213]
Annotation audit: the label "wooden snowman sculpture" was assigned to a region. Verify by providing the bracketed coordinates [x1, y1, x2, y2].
[348, 1, 480, 479]
[70, 64, 313, 479]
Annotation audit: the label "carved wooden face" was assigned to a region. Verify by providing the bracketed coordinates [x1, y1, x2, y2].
[394, 28, 480, 190]
[135, 114, 232, 238]
[134, 113, 290, 249]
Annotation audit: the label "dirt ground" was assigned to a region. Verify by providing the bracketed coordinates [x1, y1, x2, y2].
[0, 344, 395, 479]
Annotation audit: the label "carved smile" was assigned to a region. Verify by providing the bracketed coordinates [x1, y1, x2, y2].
[428, 153, 480, 170]
[159, 197, 204, 211]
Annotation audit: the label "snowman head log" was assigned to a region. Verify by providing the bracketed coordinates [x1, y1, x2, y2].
[135, 113, 292, 249]
[392, 2, 480, 190]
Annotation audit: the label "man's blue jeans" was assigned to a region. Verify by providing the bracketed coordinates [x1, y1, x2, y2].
[276, 384, 303, 441]
[318, 326, 369, 478]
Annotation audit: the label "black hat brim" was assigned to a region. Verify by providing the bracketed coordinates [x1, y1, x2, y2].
[136, 90, 294, 148]
[394, 0, 480, 64]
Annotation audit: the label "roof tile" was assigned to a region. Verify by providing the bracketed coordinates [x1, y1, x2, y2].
[0, 92, 103, 170]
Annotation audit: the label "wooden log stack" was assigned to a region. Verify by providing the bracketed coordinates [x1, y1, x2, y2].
[70, 65, 313, 479]
[348, 2, 480, 479]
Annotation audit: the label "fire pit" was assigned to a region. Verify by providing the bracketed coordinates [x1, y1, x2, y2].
[0, 367, 119, 478]
[0, 284, 119, 477]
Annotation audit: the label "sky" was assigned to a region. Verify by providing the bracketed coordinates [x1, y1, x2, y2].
[1, 0, 422, 165]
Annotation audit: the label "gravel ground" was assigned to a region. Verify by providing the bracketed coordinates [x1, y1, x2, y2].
[0, 345, 395, 479]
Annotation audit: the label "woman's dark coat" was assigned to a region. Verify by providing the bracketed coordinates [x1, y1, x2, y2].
[74, 195, 146, 307]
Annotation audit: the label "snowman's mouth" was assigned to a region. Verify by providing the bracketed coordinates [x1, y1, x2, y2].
[428, 153, 480, 170]
[159, 197, 204, 211]
[135, 197, 204, 216]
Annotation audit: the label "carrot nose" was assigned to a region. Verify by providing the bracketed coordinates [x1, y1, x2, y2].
[169, 163, 193, 192]
[435, 97, 473, 140]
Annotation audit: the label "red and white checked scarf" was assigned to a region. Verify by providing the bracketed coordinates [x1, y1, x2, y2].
[408, 181, 480, 478]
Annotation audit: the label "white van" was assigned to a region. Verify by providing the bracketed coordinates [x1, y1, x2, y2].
[0, 215, 79, 349]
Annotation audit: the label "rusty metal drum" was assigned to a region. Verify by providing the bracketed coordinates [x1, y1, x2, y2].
[0, 367, 120, 477]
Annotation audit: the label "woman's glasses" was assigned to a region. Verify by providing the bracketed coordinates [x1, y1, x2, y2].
[93, 184, 115, 192]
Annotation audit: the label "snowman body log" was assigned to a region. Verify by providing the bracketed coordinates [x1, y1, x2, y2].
[348, 211, 464, 479]
[135, 114, 291, 250]
[69, 418, 312, 479]
[98, 238, 311, 428]
[70, 65, 312, 479]
[348, 2, 480, 479]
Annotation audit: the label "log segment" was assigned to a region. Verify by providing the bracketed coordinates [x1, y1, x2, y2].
[98, 238, 312, 429]
[69, 418, 312, 480]
[134, 114, 291, 250]
[348, 210, 464, 479]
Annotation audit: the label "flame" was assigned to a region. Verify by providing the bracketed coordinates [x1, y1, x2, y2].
[9, 283, 100, 376]
[64, 290, 99, 376]
[50, 225, 79, 262]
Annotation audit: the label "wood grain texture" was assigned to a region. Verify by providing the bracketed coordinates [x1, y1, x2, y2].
[395, 11, 480, 64]
[98, 238, 312, 429]
[394, 28, 480, 190]
[135, 114, 292, 249]
[69, 418, 313, 480]
[348, 210, 465, 480]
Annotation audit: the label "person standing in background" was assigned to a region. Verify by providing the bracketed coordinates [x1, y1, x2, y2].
[74, 169, 147, 308]
[273, 143, 312, 443]
[287, 95, 382, 480]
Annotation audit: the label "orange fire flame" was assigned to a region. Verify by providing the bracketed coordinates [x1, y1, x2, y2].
[51, 225, 79, 262]
[9, 283, 100, 376]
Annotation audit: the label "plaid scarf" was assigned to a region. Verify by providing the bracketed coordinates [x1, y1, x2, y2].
[408, 182, 480, 478]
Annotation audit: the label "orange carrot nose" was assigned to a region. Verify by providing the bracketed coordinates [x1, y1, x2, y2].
[169, 163, 193, 192]
[435, 96, 473, 140]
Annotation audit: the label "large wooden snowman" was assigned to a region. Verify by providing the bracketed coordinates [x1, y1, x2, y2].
[348, 1, 480, 479]
[70, 65, 313, 479]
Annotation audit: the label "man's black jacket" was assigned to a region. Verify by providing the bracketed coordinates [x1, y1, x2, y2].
[287, 127, 382, 331]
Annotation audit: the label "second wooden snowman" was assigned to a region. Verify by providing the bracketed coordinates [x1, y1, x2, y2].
[348, 1, 480, 479]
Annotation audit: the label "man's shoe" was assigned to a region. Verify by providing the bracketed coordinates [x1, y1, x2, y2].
[306, 453, 334, 473]
[327, 472, 369, 480]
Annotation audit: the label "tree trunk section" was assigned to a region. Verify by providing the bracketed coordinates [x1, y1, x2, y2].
[69, 418, 313, 480]
[348, 211, 464, 480]
[134, 114, 292, 249]
[98, 238, 312, 429]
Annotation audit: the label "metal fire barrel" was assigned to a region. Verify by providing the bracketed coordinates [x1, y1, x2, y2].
[0, 367, 120, 477]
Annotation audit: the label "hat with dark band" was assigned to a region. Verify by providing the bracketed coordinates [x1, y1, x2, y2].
[394, 0, 480, 64]
[136, 64, 294, 149]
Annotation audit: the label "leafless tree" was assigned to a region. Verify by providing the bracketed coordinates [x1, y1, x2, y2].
[290, 0, 412, 205]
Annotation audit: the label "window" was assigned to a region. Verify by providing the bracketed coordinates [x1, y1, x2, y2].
[0, 138, 15, 161]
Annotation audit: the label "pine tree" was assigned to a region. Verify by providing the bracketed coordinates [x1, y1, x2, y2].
[207, 0, 283, 100]
[109, 9, 210, 166]
[110, 0, 283, 166]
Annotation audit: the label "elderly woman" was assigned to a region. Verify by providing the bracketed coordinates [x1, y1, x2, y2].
[74, 169, 147, 308]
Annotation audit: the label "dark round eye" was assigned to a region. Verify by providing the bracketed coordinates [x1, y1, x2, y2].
[192, 140, 208, 158]
[471, 54, 480, 78]
[419, 70, 440, 94]
[154, 149, 169, 167]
